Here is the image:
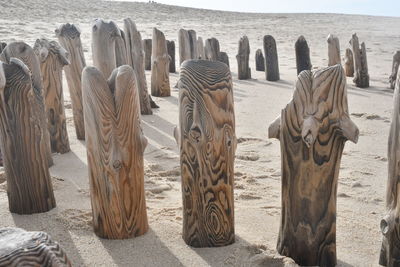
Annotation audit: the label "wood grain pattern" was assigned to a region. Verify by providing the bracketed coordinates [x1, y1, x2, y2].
[350, 33, 369, 88]
[179, 29, 191, 65]
[167, 40, 176, 73]
[55, 23, 86, 140]
[268, 64, 359, 266]
[218, 51, 230, 68]
[263, 35, 279, 81]
[178, 59, 236, 247]
[389, 51, 400, 89]
[204, 38, 220, 61]
[344, 48, 354, 77]
[34, 38, 70, 154]
[82, 65, 149, 239]
[327, 34, 341, 66]
[0, 227, 71, 267]
[295, 35, 312, 75]
[255, 49, 265, 71]
[143, 39, 152, 70]
[0, 59, 56, 214]
[115, 29, 128, 67]
[151, 27, 170, 97]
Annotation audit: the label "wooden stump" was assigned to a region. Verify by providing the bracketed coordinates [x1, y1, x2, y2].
[295, 35, 312, 74]
[143, 39, 152, 71]
[0, 227, 70, 266]
[263, 35, 280, 81]
[255, 49, 265, 72]
[236, 36, 251, 80]
[0, 58, 56, 214]
[204, 38, 220, 61]
[380, 65, 400, 267]
[115, 29, 128, 67]
[188, 30, 198, 59]
[33, 38, 70, 154]
[344, 48, 354, 77]
[0, 41, 53, 167]
[82, 65, 149, 239]
[327, 34, 341, 66]
[178, 59, 236, 247]
[55, 23, 86, 140]
[268, 64, 359, 267]
[389, 51, 400, 89]
[151, 27, 170, 97]
[218, 52, 230, 67]
[197, 37, 205, 59]
[91, 19, 120, 79]
[350, 33, 369, 88]
[167, 40, 176, 73]
[179, 29, 191, 65]
[124, 18, 153, 115]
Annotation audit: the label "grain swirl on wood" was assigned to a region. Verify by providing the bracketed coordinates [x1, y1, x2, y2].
[178, 59, 236, 247]
[151, 27, 170, 97]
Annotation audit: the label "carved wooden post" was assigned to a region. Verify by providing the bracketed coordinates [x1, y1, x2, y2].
[0, 42, 53, 167]
[167, 40, 176, 73]
[350, 33, 369, 88]
[197, 37, 205, 59]
[204, 38, 220, 61]
[327, 34, 341, 66]
[55, 23, 86, 140]
[389, 51, 400, 89]
[82, 65, 148, 239]
[188, 30, 198, 59]
[143, 39, 152, 70]
[379, 65, 400, 267]
[236, 36, 251, 80]
[0, 228, 70, 266]
[0, 59, 56, 214]
[115, 29, 128, 67]
[255, 49, 265, 71]
[33, 38, 70, 154]
[268, 64, 359, 266]
[218, 52, 230, 67]
[295, 35, 312, 74]
[178, 59, 236, 247]
[179, 29, 191, 65]
[263, 35, 280, 81]
[151, 28, 170, 97]
[124, 18, 153, 115]
[344, 48, 354, 77]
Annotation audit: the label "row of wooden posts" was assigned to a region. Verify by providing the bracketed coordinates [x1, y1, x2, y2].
[0, 18, 400, 267]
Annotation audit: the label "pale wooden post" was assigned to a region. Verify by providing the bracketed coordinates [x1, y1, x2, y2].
[344, 48, 354, 77]
[389, 51, 400, 89]
[179, 29, 191, 65]
[151, 27, 170, 97]
[327, 34, 341, 66]
[350, 33, 369, 88]
[236, 36, 251, 79]
[204, 38, 220, 61]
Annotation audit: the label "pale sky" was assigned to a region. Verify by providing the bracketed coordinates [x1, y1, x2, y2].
[131, 0, 400, 17]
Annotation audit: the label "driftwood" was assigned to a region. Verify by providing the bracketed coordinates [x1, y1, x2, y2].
[218, 52, 230, 67]
[143, 39, 152, 70]
[197, 37, 205, 59]
[269, 64, 359, 266]
[179, 29, 191, 65]
[151, 28, 170, 97]
[115, 29, 128, 67]
[0, 58, 56, 214]
[55, 23, 86, 140]
[178, 59, 236, 247]
[236, 36, 251, 80]
[255, 49, 265, 71]
[188, 30, 198, 59]
[204, 38, 220, 61]
[34, 38, 70, 154]
[167, 40, 176, 73]
[327, 34, 341, 66]
[344, 48, 354, 77]
[350, 33, 369, 88]
[123, 18, 153, 115]
[82, 65, 148, 239]
[263, 35, 280, 81]
[295, 35, 312, 74]
[0, 228, 70, 266]
[0, 41, 53, 167]
[389, 51, 400, 89]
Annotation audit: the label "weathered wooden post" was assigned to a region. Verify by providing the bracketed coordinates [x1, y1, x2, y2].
[143, 39, 152, 70]
[179, 29, 191, 65]
[188, 30, 198, 59]
[295, 35, 312, 74]
[115, 29, 128, 67]
[151, 27, 170, 97]
[236, 36, 251, 80]
[124, 18, 153, 115]
[344, 48, 354, 77]
[389, 51, 400, 89]
[327, 34, 341, 66]
[178, 59, 236, 247]
[33, 38, 70, 154]
[263, 35, 280, 81]
[218, 51, 230, 67]
[268, 64, 359, 266]
[197, 37, 205, 59]
[204, 38, 220, 61]
[255, 49, 265, 72]
[167, 40, 176, 73]
[0, 59, 56, 214]
[350, 33, 369, 88]
[55, 23, 86, 140]
[0, 228, 71, 266]
[82, 65, 149, 239]
[0, 42, 6, 54]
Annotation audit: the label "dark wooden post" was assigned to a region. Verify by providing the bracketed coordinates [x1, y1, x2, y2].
[236, 36, 251, 79]
[350, 33, 369, 88]
[167, 40, 176, 73]
[295, 35, 312, 74]
[389, 51, 400, 89]
[188, 30, 198, 59]
[218, 51, 230, 67]
[263, 35, 280, 81]
[344, 48, 354, 77]
[255, 49, 265, 72]
[327, 34, 341, 66]
[143, 39, 152, 71]
[151, 27, 170, 97]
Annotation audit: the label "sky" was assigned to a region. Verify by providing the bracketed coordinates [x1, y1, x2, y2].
[130, 0, 400, 17]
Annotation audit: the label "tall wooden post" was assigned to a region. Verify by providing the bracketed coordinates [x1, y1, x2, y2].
[82, 65, 149, 239]
[115, 29, 128, 67]
[295, 35, 312, 74]
[236, 36, 251, 80]
[350, 33, 369, 88]
[389, 51, 400, 89]
[269, 64, 359, 266]
[255, 49, 265, 71]
[263, 35, 280, 81]
[151, 28, 170, 97]
[327, 34, 341, 66]
[143, 39, 152, 71]
[167, 40, 176, 73]
[178, 59, 236, 247]
[179, 29, 191, 65]
[188, 30, 198, 59]
[204, 38, 220, 61]
[344, 48, 354, 77]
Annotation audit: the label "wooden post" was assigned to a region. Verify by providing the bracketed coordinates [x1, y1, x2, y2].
[236, 36, 251, 80]
[389, 51, 400, 89]
[0, 42, 53, 167]
[327, 34, 341, 66]
[179, 29, 191, 65]
[380, 65, 400, 267]
[204, 38, 220, 61]
[115, 29, 128, 67]
[295, 35, 312, 74]
[350, 33, 369, 88]
[178, 59, 236, 247]
[143, 39, 152, 71]
[123, 18, 153, 115]
[0, 59, 56, 214]
[197, 37, 205, 59]
[167, 40, 176, 73]
[82, 65, 149, 239]
[0, 228, 70, 265]
[268, 64, 359, 267]
[217, 51, 229, 67]
[33, 38, 70, 154]
[255, 49, 265, 71]
[263, 35, 280, 81]
[55, 23, 86, 140]
[151, 27, 170, 97]
[0, 42, 6, 54]
[188, 30, 198, 59]
[344, 48, 354, 77]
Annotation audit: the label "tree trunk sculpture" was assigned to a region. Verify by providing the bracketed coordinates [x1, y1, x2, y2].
[151, 28, 170, 97]
[350, 33, 369, 88]
[295, 35, 312, 74]
[327, 34, 341, 66]
[263, 35, 280, 81]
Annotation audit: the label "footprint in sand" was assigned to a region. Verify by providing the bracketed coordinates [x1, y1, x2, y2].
[57, 209, 92, 230]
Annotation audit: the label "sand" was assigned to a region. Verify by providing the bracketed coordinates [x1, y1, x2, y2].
[0, 0, 399, 266]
